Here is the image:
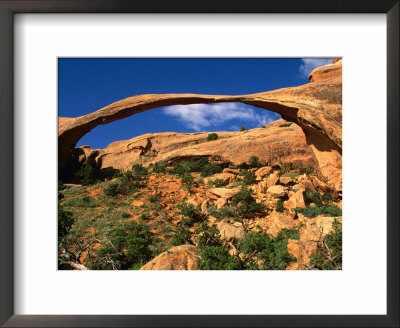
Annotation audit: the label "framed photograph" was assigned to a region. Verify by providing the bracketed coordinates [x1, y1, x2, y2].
[1, 1, 398, 327]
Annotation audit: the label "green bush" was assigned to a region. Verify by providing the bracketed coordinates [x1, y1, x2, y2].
[298, 166, 314, 175]
[92, 221, 156, 270]
[207, 205, 241, 222]
[281, 229, 300, 240]
[231, 186, 265, 219]
[275, 199, 284, 212]
[150, 162, 167, 173]
[248, 155, 261, 168]
[181, 173, 194, 185]
[131, 164, 148, 177]
[310, 219, 342, 269]
[64, 196, 99, 207]
[103, 182, 119, 196]
[279, 122, 293, 128]
[58, 206, 74, 240]
[241, 170, 257, 185]
[294, 204, 342, 218]
[207, 178, 228, 187]
[239, 231, 295, 270]
[278, 161, 294, 177]
[171, 225, 192, 246]
[240, 126, 247, 131]
[195, 222, 221, 247]
[75, 164, 98, 186]
[199, 246, 240, 270]
[231, 181, 243, 188]
[200, 163, 223, 177]
[207, 133, 218, 142]
[305, 188, 322, 205]
[322, 192, 333, 203]
[177, 200, 207, 226]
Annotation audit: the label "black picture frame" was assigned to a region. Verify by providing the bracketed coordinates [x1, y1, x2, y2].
[0, 1, 398, 327]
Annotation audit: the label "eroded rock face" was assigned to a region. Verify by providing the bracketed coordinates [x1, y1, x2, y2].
[139, 245, 200, 270]
[59, 59, 342, 189]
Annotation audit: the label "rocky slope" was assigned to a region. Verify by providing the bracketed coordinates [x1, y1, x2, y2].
[58, 159, 342, 271]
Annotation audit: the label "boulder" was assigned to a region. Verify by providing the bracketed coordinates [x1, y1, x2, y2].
[266, 173, 279, 187]
[215, 197, 228, 209]
[217, 219, 246, 242]
[204, 173, 236, 185]
[267, 185, 288, 198]
[285, 188, 306, 209]
[223, 168, 240, 175]
[255, 166, 273, 180]
[206, 187, 240, 200]
[297, 216, 342, 269]
[279, 176, 294, 186]
[140, 245, 200, 270]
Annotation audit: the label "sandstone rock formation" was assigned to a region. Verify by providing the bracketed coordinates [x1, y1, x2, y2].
[139, 245, 200, 270]
[59, 59, 342, 189]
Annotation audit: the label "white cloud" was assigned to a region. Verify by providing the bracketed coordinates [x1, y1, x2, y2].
[299, 58, 333, 78]
[162, 103, 277, 131]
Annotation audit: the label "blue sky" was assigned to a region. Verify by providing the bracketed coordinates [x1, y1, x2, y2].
[58, 58, 332, 149]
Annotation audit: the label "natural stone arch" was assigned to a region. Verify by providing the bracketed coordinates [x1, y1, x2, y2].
[58, 60, 342, 187]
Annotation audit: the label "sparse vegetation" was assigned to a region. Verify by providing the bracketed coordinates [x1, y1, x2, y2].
[231, 185, 266, 219]
[309, 219, 342, 269]
[279, 122, 293, 128]
[64, 195, 99, 207]
[207, 178, 228, 187]
[275, 199, 284, 212]
[207, 133, 218, 142]
[240, 170, 257, 185]
[248, 155, 261, 168]
[294, 204, 342, 218]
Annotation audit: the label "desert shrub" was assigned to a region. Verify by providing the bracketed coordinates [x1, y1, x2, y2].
[207, 178, 228, 187]
[177, 200, 207, 226]
[75, 164, 99, 186]
[248, 155, 261, 168]
[64, 196, 99, 207]
[131, 164, 148, 177]
[167, 156, 210, 177]
[298, 166, 314, 175]
[198, 246, 241, 270]
[150, 162, 167, 173]
[231, 186, 265, 219]
[58, 192, 64, 201]
[181, 173, 194, 185]
[103, 182, 119, 196]
[305, 188, 322, 205]
[207, 133, 218, 142]
[239, 231, 295, 270]
[294, 204, 342, 218]
[281, 229, 300, 240]
[171, 225, 192, 246]
[241, 170, 257, 185]
[283, 172, 297, 179]
[240, 126, 247, 131]
[207, 205, 241, 222]
[322, 192, 333, 203]
[275, 199, 284, 212]
[231, 181, 243, 188]
[195, 222, 221, 247]
[278, 161, 294, 177]
[91, 221, 156, 270]
[58, 206, 74, 240]
[279, 122, 293, 128]
[200, 163, 223, 177]
[309, 219, 342, 269]
[103, 171, 144, 196]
